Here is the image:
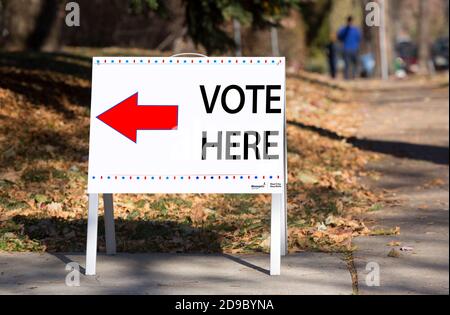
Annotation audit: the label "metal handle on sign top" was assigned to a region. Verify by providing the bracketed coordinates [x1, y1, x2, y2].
[170, 53, 208, 58]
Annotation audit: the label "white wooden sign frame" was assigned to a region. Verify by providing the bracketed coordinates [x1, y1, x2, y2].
[85, 55, 288, 276]
[86, 191, 287, 276]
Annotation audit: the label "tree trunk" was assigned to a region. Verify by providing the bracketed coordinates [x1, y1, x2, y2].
[380, 0, 401, 77]
[444, 0, 449, 35]
[1, 0, 63, 51]
[418, 0, 431, 74]
[26, 0, 64, 51]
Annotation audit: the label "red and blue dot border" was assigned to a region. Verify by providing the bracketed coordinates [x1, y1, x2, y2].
[91, 175, 281, 181]
[94, 57, 284, 66]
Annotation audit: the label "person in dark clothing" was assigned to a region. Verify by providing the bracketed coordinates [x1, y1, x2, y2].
[326, 33, 338, 79]
[337, 16, 361, 80]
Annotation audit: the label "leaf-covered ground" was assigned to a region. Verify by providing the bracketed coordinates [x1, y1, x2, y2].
[0, 49, 382, 254]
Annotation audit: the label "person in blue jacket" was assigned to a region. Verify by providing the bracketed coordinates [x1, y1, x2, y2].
[338, 16, 362, 80]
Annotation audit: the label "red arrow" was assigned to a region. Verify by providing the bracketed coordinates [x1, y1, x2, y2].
[97, 93, 178, 143]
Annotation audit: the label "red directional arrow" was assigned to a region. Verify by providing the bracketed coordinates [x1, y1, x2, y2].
[97, 93, 178, 143]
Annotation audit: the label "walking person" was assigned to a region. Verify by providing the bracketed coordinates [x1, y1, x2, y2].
[338, 16, 361, 80]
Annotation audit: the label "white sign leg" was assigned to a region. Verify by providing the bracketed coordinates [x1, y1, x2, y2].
[103, 194, 116, 255]
[86, 193, 99, 276]
[270, 193, 282, 276]
[281, 188, 288, 256]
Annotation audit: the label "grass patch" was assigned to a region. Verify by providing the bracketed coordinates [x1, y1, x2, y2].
[368, 203, 383, 212]
[0, 221, 44, 252]
[0, 194, 29, 211]
[370, 227, 401, 236]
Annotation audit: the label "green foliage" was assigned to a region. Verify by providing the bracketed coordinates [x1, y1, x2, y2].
[185, 0, 235, 53]
[131, 0, 299, 53]
[130, 0, 166, 14]
[298, 0, 333, 47]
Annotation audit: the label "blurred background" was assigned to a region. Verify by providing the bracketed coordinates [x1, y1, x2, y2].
[0, 0, 448, 78]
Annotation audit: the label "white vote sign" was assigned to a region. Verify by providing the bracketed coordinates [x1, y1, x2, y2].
[86, 57, 287, 277]
[88, 57, 286, 194]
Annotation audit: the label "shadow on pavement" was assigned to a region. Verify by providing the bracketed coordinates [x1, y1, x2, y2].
[288, 120, 449, 166]
[222, 254, 270, 275]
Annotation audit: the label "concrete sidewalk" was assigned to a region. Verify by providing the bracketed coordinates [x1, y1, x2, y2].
[353, 83, 449, 295]
[0, 252, 352, 295]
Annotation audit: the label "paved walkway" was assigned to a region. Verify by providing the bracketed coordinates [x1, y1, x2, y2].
[353, 80, 449, 295]
[0, 253, 352, 294]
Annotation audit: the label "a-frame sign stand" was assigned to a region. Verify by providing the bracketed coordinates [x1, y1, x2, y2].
[86, 191, 287, 276]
